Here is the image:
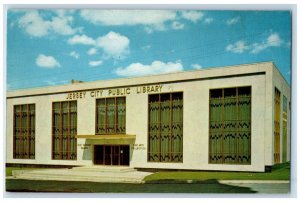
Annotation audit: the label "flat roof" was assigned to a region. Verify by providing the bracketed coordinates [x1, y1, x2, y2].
[7, 61, 278, 98]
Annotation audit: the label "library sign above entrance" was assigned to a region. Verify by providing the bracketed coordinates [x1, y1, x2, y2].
[65, 84, 163, 100]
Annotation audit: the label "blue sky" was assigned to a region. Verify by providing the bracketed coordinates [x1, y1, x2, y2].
[7, 9, 291, 90]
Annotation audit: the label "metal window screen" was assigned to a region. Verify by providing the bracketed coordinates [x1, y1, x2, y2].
[52, 101, 77, 160]
[148, 92, 183, 162]
[13, 104, 35, 159]
[209, 87, 251, 164]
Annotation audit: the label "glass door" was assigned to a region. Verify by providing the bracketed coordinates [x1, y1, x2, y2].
[94, 145, 130, 166]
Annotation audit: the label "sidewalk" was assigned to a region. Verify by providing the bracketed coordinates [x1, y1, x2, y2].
[219, 180, 290, 184]
[218, 180, 290, 194]
[8, 166, 153, 184]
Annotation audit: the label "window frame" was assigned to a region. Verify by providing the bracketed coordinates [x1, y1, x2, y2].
[147, 91, 184, 163]
[274, 87, 281, 164]
[13, 103, 36, 159]
[95, 96, 126, 135]
[208, 86, 252, 165]
[51, 100, 77, 160]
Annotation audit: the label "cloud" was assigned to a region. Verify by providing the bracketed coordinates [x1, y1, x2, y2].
[87, 47, 97, 55]
[191, 64, 202, 69]
[18, 10, 51, 37]
[51, 16, 77, 35]
[144, 27, 154, 34]
[96, 31, 130, 59]
[204, 18, 214, 24]
[251, 33, 282, 54]
[115, 60, 183, 77]
[267, 33, 282, 47]
[80, 10, 205, 33]
[45, 78, 69, 86]
[172, 21, 185, 30]
[80, 10, 177, 26]
[226, 33, 283, 54]
[18, 10, 79, 37]
[89, 60, 103, 67]
[68, 31, 130, 59]
[226, 17, 240, 25]
[68, 34, 96, 45]
[142, 45, 151, 51]
[226, 40, 249, 53]
[69, 51, 79, 59]
[36, 54, 60, 68]
[52, 9, 76, 17]
[181, 11, 204, 23]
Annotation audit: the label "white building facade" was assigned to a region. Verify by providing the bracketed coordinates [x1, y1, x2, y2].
[6, 62, 291, 172]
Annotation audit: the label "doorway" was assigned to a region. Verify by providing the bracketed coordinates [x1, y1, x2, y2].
[94, 145, 130, 166]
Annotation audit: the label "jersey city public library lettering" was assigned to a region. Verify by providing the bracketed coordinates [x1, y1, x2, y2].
[6, 62, 291, 172]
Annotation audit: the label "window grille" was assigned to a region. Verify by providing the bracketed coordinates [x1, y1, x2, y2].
[13, 104, 35, 159]
[209, 87, 251, 164]
[274, 88, 281, 164]
[96, 97, 126, 135]
[52, 101, 77, 160]
[282, 95, 288, 163]
[148, 92, 183, 162]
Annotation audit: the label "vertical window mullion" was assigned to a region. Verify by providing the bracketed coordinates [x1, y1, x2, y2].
[67, 101, 71, 160]
[19, 105, 22, 158]
[115, 97, 117, 134]
[159, 94, 161, 162]
[208, 93, 211, 163]
[222, 89, 224, 164]
[60, 102, 63, 159]
[27, 104, 30, 159]
[169, 93, 172, 162]
[105, 98, 107, 134]
[52, 103, 54, 159]
[236, 88, 239, 164]
[13, 106, 16, 158]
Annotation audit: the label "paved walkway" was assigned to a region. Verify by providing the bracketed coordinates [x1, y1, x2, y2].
[7, 167, 290, 193]
[9, 166, 153, 184]
[219, 180, 290, 194]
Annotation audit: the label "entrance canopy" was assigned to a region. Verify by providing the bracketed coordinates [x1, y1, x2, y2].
[76, 134, 136, 140]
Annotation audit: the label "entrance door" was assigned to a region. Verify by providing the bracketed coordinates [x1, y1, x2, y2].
[94, 145, 130, 166]
[120, 145, 129, 165]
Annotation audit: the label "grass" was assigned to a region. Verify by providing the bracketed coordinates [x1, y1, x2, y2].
[144, 162, 290, 182]
[6, 162, 290, 181]
[6, 179, 257, 193]
[5, 163, 290, 193]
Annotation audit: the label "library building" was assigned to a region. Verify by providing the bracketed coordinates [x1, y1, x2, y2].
[6, 62, 291, 172]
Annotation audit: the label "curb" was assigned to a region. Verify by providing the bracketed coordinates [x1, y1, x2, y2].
[219, 180, 290, 184]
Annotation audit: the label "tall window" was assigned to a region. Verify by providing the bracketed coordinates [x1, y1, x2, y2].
[96, 97, 126, 134]
[52, 101, 77, 160]
[13, 104, 35, 159]
[274, 88, 281, 164]
[209, 87, 251, 164]
[148, 93, 183, 162]
[282, 95, 288, 163]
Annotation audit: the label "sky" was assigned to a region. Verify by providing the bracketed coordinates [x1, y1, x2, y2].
[6, 9, 291, 90]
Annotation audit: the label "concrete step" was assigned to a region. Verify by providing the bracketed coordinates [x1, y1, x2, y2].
[13, 174, 144, 183]
[71, 166, 136, 172]
[11, 168, 152, 184]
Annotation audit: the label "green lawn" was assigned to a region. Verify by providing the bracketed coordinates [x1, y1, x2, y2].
[6, 179, 258, 193]
[144, 162, 290, 182]
[6, 162, 290, 181]
[5, 163, 290, 193]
